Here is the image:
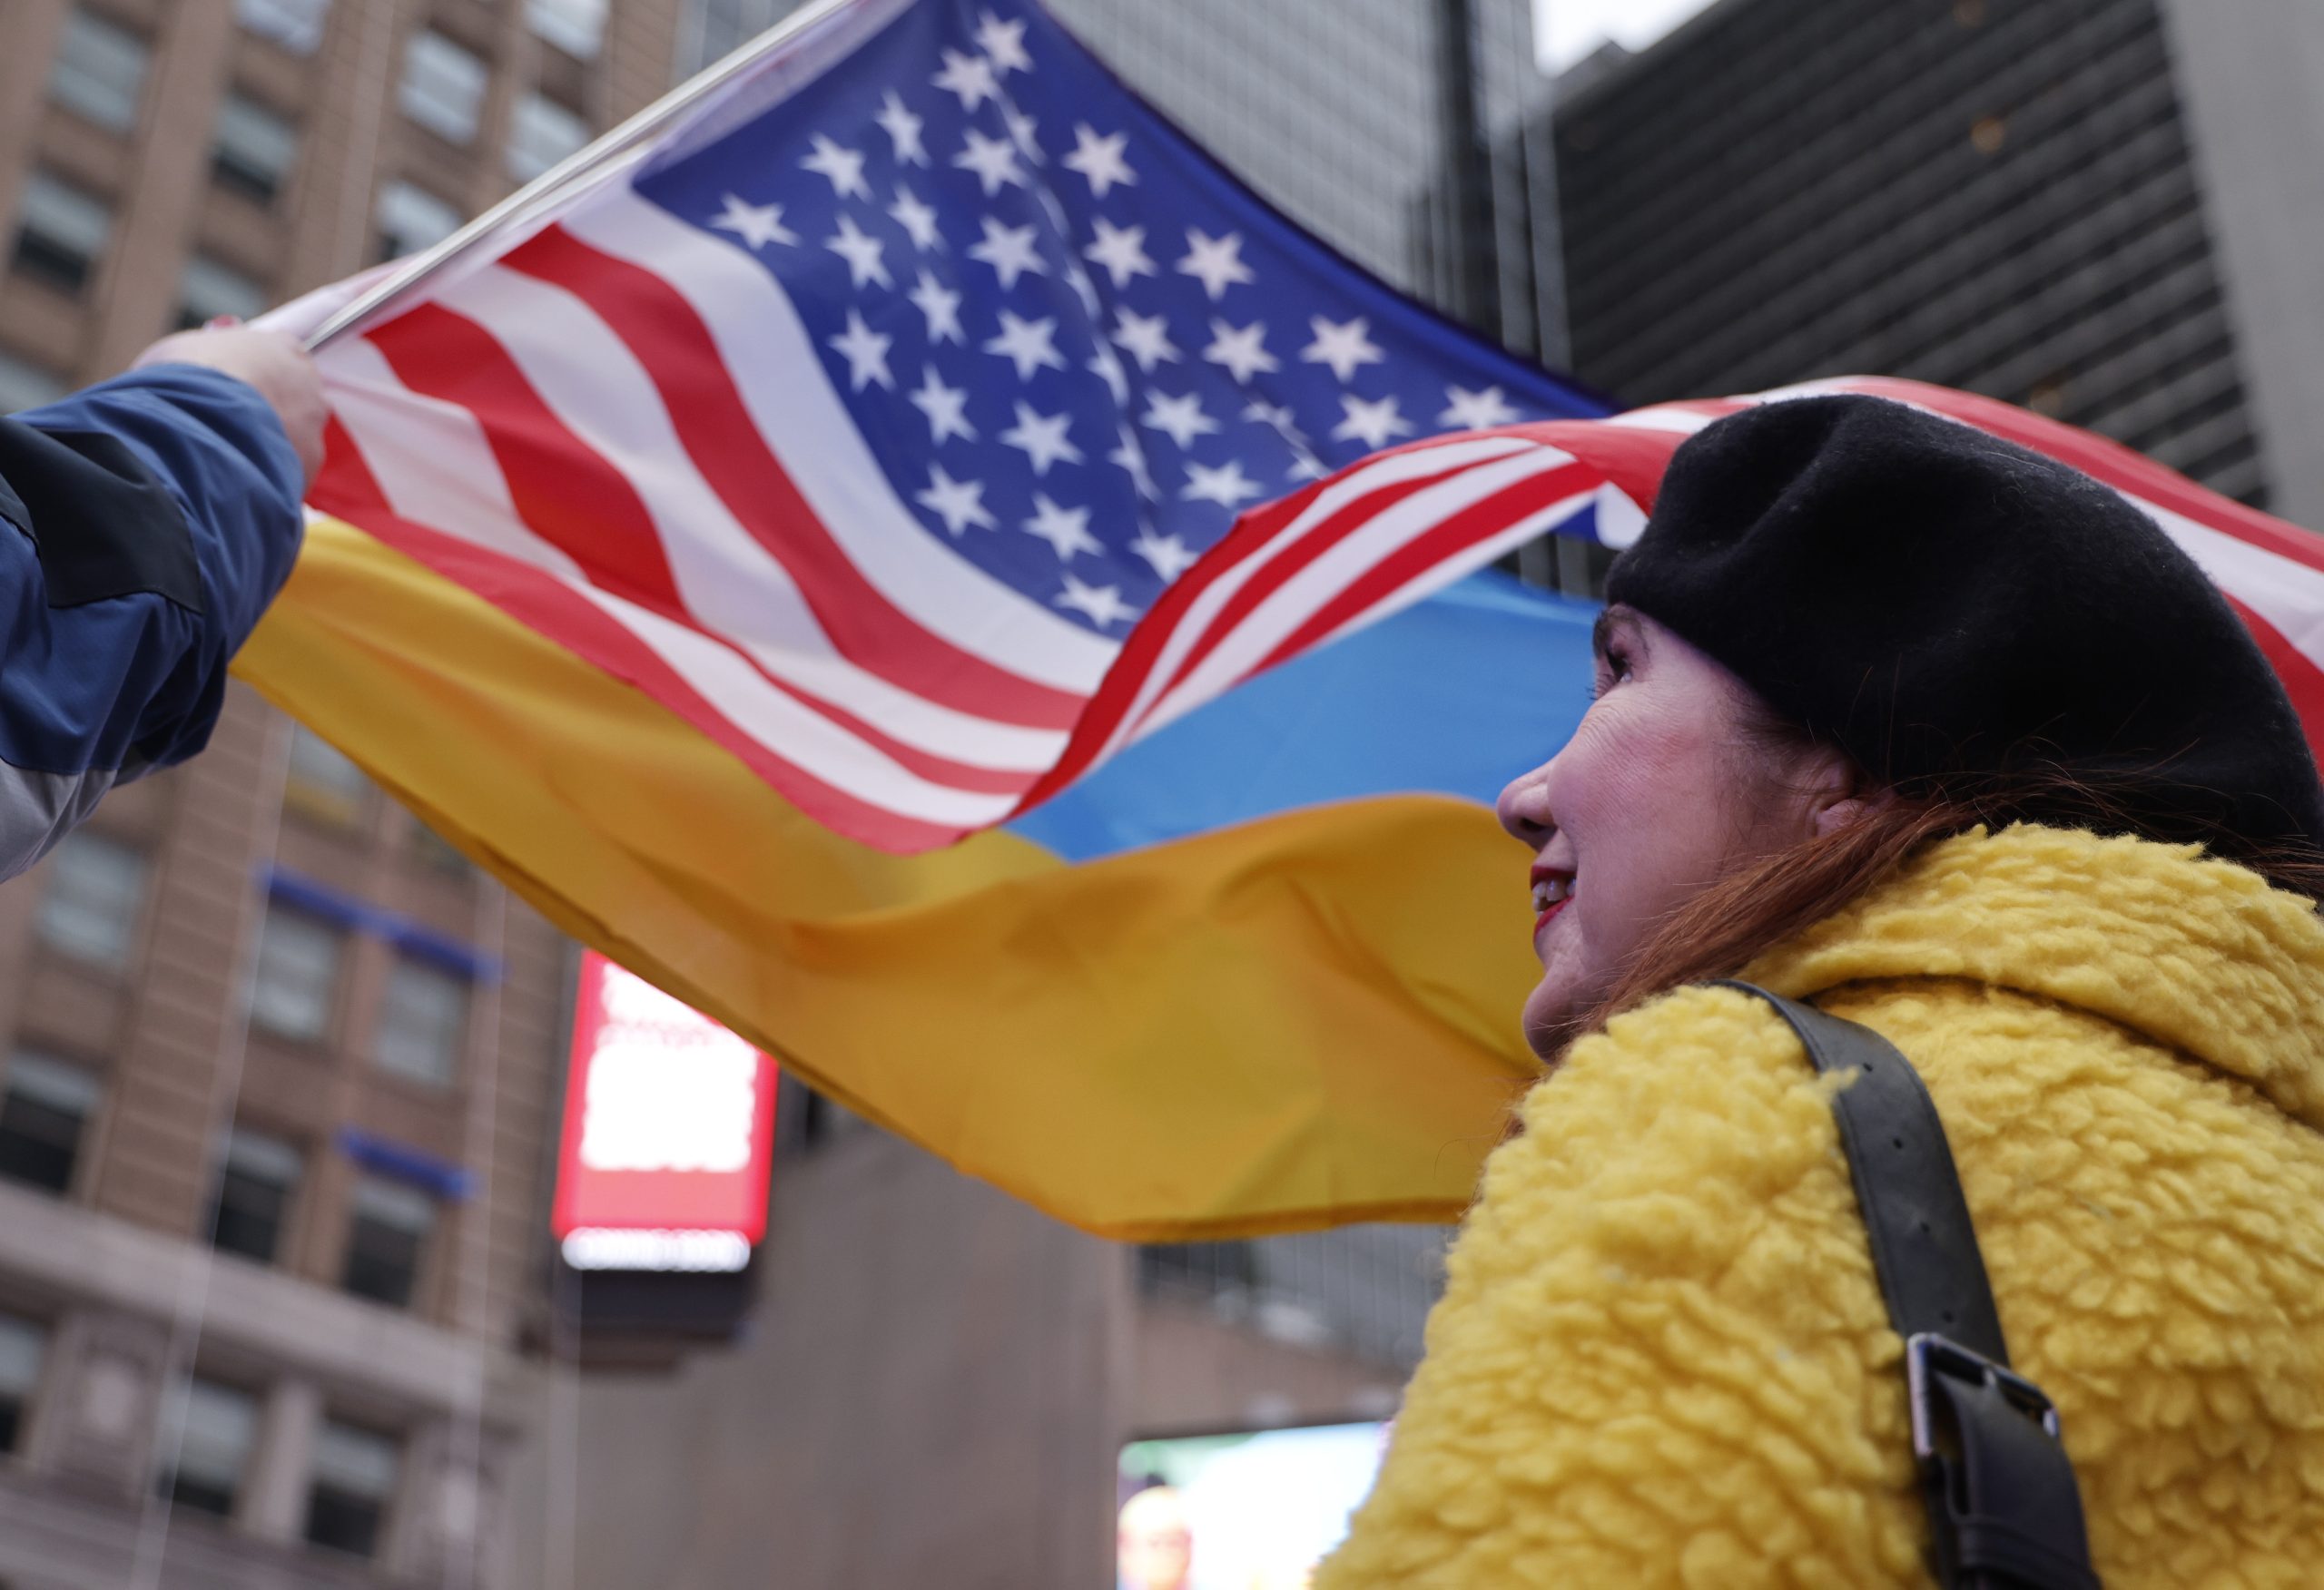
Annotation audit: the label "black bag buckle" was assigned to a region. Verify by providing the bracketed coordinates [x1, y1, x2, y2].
[1906, 1332, 2060, 1458]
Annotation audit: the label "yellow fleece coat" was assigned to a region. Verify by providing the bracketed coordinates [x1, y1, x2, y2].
[1315, 825, 2324, 1589]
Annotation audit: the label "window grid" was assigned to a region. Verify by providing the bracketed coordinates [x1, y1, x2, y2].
[212, 93, 300, 206]
[246, 906, 344, 1043]
[34, 833, 146, 969]
[11, 171, 113, 295]
[399, 30, 488, 146]
[48, 9, 151, 134]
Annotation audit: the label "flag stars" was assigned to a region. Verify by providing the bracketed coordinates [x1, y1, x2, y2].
[1301, 315, 1384, 382]
[1182, 458, 1263, 507]
[932, 47, 1000, 110]
[953, 127, 1027, 196]
[1440, 384, 1521, 429]
[976, 10, 1034, 74]
[1130, 527, 1199, 582]
[984, 309, 1067, 380]
[1062, 123, 1136, 198]
[1331, 392, 1414, 449]
[916, 464, 997, 535]
[968, 216, 1047, 290]
[1002, 104, 1042, 163]
[1000, 401, 1084, 475]
[1023, 493, 1101, 562]
[1243, 397, 1307, 444]
[710, 193, 796, 250]
[908, 270, 965, 343]
[908, 367, 976, 444]
[888, 185, 944, 251]
[1083, 218, 1157, 289]
[1061, 259, 1102, 319]
[1110, 425, 1157, 499]
[1054, 572, 1138, 629]
[801, 133, 872, 201]
[826, 309, 893, 391]
[1203, 319, 1277, 384]
[1088, 339, 1130, 406]
[875, 91, 929, 165]
[1110, 306, 1180, 373]
[824, 214, 891, 290]
[1140, 389, 1220, 451]
[1177, 228, 1255, 300]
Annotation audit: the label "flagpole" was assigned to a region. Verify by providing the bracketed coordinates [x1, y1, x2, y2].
[303, 0, 872, 351]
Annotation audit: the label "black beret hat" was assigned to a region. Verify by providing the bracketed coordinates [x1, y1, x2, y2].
[1604, 394, 2324, 860]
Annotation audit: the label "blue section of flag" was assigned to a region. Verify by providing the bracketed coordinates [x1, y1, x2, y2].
[633, 0, 1607, 637]
[1007, 571, 1600, 862]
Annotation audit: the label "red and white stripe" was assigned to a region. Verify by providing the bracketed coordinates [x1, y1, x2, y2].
[309, 216, 2324, 852]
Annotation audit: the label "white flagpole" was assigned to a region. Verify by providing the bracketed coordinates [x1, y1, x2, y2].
[303, 0, 870, 351]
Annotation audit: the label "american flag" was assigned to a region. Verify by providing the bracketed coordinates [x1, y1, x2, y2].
[307, 0, 1607, 853]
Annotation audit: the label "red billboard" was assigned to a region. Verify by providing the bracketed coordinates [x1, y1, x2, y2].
[551, 951, 777, 1272]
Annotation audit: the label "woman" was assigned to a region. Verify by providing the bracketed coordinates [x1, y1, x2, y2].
[1315, 396, 2324, 1588]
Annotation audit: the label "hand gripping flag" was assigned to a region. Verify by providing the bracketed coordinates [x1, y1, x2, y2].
[239, 0, 2324, 1240]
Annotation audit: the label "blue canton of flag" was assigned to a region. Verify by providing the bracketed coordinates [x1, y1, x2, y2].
[633, 0, 1604, 637]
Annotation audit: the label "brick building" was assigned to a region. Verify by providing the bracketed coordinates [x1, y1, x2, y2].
[0, 0, 678, 1583]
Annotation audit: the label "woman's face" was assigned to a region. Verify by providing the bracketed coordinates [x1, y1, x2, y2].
[1495, 605, 1849, 1055]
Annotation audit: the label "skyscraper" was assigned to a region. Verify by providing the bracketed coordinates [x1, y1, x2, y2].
[1538, 0, 2315, 520]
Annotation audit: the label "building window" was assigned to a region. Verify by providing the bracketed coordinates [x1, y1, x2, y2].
[0, 1052, 101, 1195]
[506, 92, 589, 183]
[0, 349, 65, 415]
[374, 180, 460, 265]
[527, 0, 606, 58]
[304, 1419, 400, 1558]
[10, 171, 113, 295]
[341, 1174, 435, 1308]
[48, 9, 150, 133]
[399, 30, 487, 145]
[682, 0, 786, 75]
[207, 1126, 302, 1263]
[154, 1378, 258, 1517]
[34, 832, 146, 968]
[212, 93, 299, 205]
[236, 0, 329, 53]
[247, 906, 343, 1043]
[282, 725, 369, 826]
[176, 255, 268, 331]
[0, 1312, 46, 1454]
[373, 957, 468, 1088]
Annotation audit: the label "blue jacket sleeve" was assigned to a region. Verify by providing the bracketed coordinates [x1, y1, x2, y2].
[0, 363, 304, 877]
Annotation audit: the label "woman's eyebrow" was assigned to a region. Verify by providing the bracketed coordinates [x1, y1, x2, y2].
[1591, 608, 1638, 657]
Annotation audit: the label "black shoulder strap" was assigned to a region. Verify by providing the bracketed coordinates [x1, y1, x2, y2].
[1712, 981, 2102, 1590]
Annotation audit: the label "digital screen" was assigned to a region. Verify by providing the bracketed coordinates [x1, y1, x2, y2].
[1116, 1421, 1387, 1590]
[550, 951, 777, 1271]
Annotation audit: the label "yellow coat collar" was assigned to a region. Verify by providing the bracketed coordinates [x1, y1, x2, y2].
[1743, 824, 2324, 1131]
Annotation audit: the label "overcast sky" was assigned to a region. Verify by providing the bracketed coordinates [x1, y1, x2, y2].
[1533, 0, 1721, 72]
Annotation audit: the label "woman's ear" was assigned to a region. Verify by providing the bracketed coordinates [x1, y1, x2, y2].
[1800, 744, 1886, 839]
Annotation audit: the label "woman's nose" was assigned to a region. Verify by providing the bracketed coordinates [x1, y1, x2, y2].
[1496, 764, 1555, 847]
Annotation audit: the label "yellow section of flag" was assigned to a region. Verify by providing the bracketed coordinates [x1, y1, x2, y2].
[235, 516, 1541, 1239]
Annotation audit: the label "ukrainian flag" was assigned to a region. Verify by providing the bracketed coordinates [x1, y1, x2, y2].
[237, 519, 1594, 1240]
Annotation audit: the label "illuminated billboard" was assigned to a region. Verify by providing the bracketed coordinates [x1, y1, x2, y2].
[551, 951, 777, 1273]
[1116, 1422, 1387, 1590]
